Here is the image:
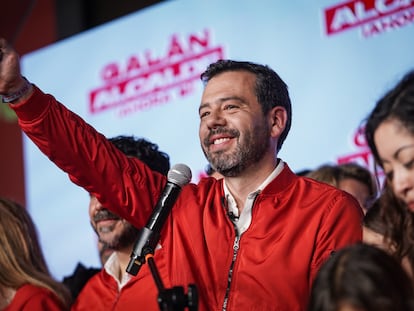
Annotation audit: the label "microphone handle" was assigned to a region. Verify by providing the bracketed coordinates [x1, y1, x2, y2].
[147, 182, 181, 233]
[126, 227, 156, 275]
[126, 182, 182, 275]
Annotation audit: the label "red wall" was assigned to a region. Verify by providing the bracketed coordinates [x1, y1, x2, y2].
[0, 0, 160, 206]
[0, 0, 57, 206]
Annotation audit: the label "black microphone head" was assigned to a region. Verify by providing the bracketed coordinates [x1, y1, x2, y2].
[168, 163, 192, 186]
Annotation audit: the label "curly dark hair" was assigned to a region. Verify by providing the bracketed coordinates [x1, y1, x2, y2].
[108, 135, 170, 175]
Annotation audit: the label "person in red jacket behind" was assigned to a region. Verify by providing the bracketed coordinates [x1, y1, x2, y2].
[0, 38, 362, 311]
[0, 197, 71, 311]
[71, 135, 171, 310]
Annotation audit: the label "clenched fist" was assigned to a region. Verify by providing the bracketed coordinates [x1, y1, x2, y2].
[0, 38, 33, 102]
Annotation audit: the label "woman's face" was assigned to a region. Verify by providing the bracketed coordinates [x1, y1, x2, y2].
[374, 119, 414, 211]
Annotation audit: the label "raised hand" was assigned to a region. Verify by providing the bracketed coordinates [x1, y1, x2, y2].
[0, 38, 33, 103]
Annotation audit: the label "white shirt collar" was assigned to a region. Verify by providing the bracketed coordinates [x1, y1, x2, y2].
[104, 252, 132, 289]
[223, 160, 284, 234]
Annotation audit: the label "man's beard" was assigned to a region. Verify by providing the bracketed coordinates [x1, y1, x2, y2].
[203, 122, 270, 177]
[92, 209, 140, 250]
[99, 221, 139, 250]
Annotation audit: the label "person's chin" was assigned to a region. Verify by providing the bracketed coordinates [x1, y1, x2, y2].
[98, 234, 116, 245]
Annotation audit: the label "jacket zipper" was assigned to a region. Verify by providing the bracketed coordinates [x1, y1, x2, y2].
[222, 227, 240, 311]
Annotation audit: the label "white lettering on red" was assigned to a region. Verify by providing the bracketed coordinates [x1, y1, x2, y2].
[324, 0, 414, 35]
[89, 29, 224, 116]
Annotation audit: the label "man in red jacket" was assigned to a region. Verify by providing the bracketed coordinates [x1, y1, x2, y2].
[71, 135, 171, 310]
[0, 38, 362, 311]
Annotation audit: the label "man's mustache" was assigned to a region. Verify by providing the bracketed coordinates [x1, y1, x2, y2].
[93, 209, 120, 222]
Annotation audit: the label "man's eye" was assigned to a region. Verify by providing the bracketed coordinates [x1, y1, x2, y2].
[224, 105, 238, 110]
[200, 111, 210, 118]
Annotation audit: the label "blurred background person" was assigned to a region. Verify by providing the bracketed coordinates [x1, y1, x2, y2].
[362, 188, 413, 278]
[204, 163, 223, 179]
[71, 135, 171, 310]
[0, 197, 71, 310]
[362, 195, 395, 253]
[307, 242, 414, 311]
[365, 69, 414, 285]
[295, 169, 312, 176]
[307, 162, 378, 213]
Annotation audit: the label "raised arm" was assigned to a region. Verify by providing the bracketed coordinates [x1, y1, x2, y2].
[0, 38, 166, 228]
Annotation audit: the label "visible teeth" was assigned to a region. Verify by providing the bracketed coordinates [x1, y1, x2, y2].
[214, 138, 230, 145]
[98, 224, 115, 233]
[99, 227, 112, 233]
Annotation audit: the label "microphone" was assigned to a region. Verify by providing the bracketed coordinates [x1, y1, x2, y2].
[126, 163, 192, 276]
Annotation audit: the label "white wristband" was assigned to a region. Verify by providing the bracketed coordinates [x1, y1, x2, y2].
[1, 77, 32, 103]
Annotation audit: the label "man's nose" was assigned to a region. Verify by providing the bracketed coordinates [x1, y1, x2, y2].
[206, 110, 226, 129]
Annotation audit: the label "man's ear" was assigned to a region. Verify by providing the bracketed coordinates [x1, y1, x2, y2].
[268, 106, 287, 138]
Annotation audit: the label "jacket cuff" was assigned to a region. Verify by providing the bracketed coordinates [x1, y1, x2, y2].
[10, 85, 52, 122]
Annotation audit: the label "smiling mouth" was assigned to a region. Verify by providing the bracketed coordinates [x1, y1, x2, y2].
[96, 219, 118, 233]
[98, 226, 113, 234]
[206, 128, 238, 147]
[213, 137, 231, 145]
[96, 217, 120, 226]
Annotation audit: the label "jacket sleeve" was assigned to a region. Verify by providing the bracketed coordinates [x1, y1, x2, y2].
[310, 192, 363, 287]
[7, 285, 67, 311]
[20, 292, 66, 311]
[10, 86, 166, 228]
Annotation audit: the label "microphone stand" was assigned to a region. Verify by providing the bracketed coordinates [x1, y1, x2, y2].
[140, 245, 199, 311]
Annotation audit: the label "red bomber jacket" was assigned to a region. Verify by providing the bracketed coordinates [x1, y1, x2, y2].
[71, 250, 169, 311]
[12, 87, 363, 311]
[4, 284, 65, 311]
